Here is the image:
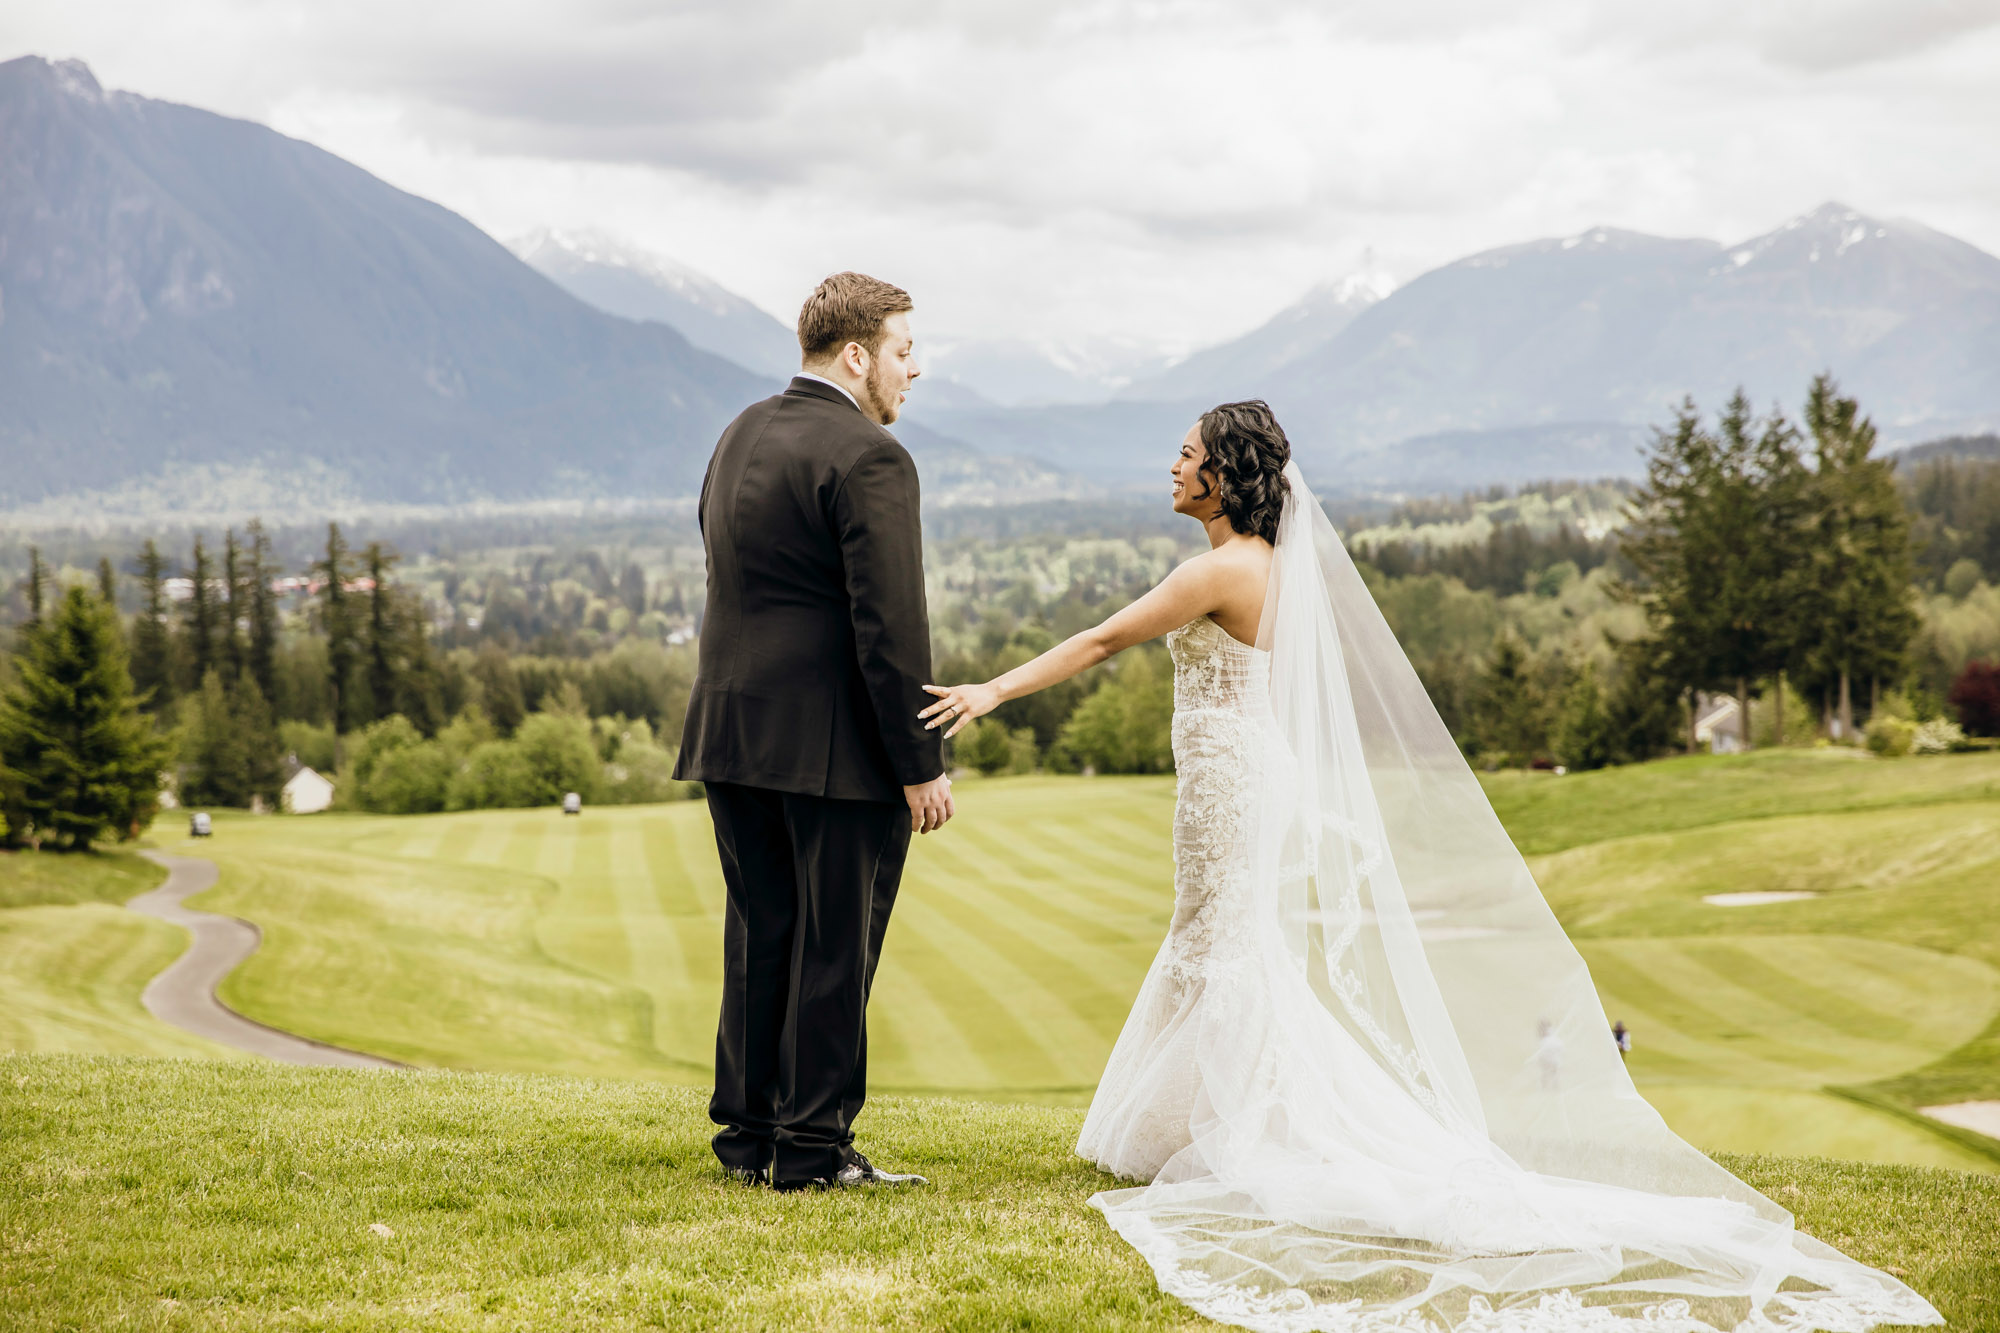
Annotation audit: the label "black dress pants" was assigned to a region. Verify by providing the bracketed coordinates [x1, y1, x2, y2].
[703, 782, 911, 1181]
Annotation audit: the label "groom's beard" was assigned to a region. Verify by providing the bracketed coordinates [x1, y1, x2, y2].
[862, 361, 899, 425]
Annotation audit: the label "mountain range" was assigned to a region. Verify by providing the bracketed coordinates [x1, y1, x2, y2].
[4, 54, 1998, 516]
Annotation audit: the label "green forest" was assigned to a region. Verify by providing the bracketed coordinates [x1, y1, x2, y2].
[4, 377, 1999, 842]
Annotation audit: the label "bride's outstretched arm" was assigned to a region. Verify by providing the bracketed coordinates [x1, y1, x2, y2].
[919, 553, 1226, 738]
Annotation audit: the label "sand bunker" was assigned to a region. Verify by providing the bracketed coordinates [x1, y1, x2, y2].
[1921, 1102, 2000, 1139]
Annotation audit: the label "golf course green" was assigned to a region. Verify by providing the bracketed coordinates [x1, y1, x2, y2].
[9, 747, 2000, 1172]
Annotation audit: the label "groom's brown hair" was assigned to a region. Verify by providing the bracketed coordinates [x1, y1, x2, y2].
[797, 272, 913, 363]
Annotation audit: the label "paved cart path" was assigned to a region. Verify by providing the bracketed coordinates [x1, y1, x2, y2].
[130, 850, 401, 1068]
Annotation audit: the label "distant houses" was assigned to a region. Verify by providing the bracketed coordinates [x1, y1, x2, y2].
[1693, 696, 1743, 754]
[160, 575, 375, 603]
[282, 766, 335, 814]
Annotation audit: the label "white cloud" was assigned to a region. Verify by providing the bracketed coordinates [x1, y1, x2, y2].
[4, 0, 1997, 348]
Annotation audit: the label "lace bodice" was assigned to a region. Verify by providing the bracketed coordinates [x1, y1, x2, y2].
[1167, 616, 1270, 717]
[1157, 618, 1281, 994]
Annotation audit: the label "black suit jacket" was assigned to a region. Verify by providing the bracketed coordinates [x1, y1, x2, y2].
[674, 378, 944, 802]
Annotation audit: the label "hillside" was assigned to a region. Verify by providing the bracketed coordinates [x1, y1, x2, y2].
[0, 56, 771, 510]
[2, 1056, 1994, 1331]
[515, 230, 801, 382]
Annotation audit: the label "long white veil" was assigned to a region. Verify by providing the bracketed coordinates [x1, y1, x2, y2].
[1088, 462, 1941, 1332]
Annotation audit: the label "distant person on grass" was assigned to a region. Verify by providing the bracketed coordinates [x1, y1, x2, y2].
[674, 272, 949, 1193]
[918, 401, 1939, 1331]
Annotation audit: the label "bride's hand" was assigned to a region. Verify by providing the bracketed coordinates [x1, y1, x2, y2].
[920, 682, 1000, 739]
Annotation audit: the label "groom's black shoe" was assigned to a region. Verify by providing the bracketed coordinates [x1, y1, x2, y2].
[723, 1164, 770, 1188]
[772, 1151, 928, 1193]
[847, 1151, 927, 1186]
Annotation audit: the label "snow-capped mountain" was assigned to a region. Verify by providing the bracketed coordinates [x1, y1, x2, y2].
[514, 230, 801, 381]
[1120, 269, 1398, 403]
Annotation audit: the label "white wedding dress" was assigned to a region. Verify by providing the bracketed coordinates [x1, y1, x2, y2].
[1075, 464, 1942, 1333]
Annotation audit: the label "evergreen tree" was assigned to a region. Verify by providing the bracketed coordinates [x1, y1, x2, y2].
[365, 542, 399, 723]
[319, 524, 357, 744]
[183, 536, 219, 690]
[221, 530, 247, 687]
[0, 585, 167, 848]
[618, 562, 647, 618]
[1470, 633, 1552, 766]
[1553, 666, 1616, 771]
[130, 540, 175, 712]
[246, 521, 280, 707]
[1622, 401, 1729, 750]
[97, 557, 118, 608]
[1802, 375, 1918, 737]
[470, 642, 527, 735]
[179, 670, 247, 807]
[25, 546, 46, 624]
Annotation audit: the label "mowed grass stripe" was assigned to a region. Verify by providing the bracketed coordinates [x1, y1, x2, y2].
[1582, 943, 1847, 1087]
[1641, 941, 1930, 1079]
[875, 906, 1072, 1089]
[535, 813, 579, 881]
[905, 853, 1134, 1045]
[890, 896, 1101, 1085]
[944, 817, 1164, 926]
[997, 815, 1173, 923]
[428, 816, 482, 867]
[457, 810, 522, 868]
[1684, 940, 1920, 1044]
[642, 807, 719, 920]
[922, 828, 1144, 955]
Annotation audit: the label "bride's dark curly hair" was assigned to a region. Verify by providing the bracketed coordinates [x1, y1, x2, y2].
[1192, 400, 1293, 543]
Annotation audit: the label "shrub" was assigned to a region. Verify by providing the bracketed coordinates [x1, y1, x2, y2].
[953, 718, 1039, 776]
[362, 741, 453, 813]
[339, 715, 424, 809]
[278, 720, 337, 773]
[512, 711, 601, 804]
[446, 741, 542, 810]
[1912, 719, 1965, 755]
[1948, 660, 2000, 736]
[1944, 558, 1983, 601]
[1864, 716, 1916, 757]
[598, 719, 700, 804]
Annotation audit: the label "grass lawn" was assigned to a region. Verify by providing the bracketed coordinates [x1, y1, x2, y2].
[4, 1054, 1996, 1332]
[0, 848, 235, 1059]
[147, 753, 2000, 1170]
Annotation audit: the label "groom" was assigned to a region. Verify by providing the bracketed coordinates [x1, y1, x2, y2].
[675, 271, 953, 1192]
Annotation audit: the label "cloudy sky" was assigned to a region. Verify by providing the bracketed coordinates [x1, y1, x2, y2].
[6, 1, 1999, 354]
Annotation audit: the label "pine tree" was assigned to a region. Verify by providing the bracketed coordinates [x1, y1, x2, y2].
[471, 642, 527, 735]
[130, 541, 175, 713]
[183, 536, 219, 690]
[97, 557, 118, 608]
[246, 521, 280, 707]
[320, 524, 356, 745]
[1746, 401, 1815, 746]
[365, 542, 399, 723]
[179, 670, 247, 807]
[25, 546, 46, 624]
[1623, 400, 1728, 748]
[221, 530, 247, 687]
[0, 584, 167, 848]
[1802, 375, 1918, 738]
[1471, 633, 1551, 766]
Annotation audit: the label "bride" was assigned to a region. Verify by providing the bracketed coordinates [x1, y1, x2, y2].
[918, 402, 1940, 1333]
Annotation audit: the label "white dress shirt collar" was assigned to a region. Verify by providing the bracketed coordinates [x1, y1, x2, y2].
[794, 370, 861, 411]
